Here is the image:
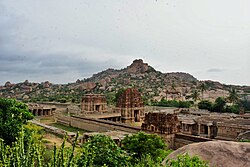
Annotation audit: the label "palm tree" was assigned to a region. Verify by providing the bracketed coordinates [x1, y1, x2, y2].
[199, 82, 207, 100]
[228, 88, 239, 105]
[191, 89, 200, 102]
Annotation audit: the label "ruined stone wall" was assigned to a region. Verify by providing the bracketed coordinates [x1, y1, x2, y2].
[142, 112, 180, 134]
[174, 133, 212, 149]
[55, 114, 141, 133]
[216, 123, 250, 140]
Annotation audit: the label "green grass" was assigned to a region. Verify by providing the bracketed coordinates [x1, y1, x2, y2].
[240, 139, 250, 142]
[49, 123, 87, 133]
[39, 117, 55, 123]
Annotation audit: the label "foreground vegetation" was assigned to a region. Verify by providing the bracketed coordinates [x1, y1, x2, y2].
[0, 129, 209, 167]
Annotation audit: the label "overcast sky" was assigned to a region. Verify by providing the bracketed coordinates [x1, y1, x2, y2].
[0, 0, 249, 86]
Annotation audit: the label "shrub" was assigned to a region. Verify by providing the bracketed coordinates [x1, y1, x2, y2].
[198, 100, 213, 111]
[166, 153, 209, 167]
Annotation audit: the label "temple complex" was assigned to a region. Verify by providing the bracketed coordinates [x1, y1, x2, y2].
[81, 94, 108, 113]
[116, 88, 145, 123]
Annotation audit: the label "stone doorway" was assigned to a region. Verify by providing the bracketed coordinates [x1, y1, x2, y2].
[95, 105, 100, 112]
[204, 125, 208, 135]
[134, 110, 140, 122]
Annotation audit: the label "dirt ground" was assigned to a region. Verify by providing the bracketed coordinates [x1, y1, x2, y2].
[43, 133, 72, 149]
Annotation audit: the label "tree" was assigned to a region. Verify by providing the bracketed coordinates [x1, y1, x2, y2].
[121, 132, 168, 163]
[0, 98, 33, 145]
[228, 88, 239, 105]
[198, 100, 213, 111]
[77, 134, 128, 167]
[114, 88, 125, 103]
[190, 90, 200, 104]
[199, 83, 207, 100]
[212, 97, 226, 113]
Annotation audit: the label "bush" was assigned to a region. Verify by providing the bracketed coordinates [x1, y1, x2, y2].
[166, 153, 209, 167]
[0, 98, 33, 145]
[212, 97, 226, 112]
[121, 132, 169, 163]
[152, 99, 191, 108]
[225, 105, 240, 114]
[78, 134, 129, 167]
[198, 100, 213, 111]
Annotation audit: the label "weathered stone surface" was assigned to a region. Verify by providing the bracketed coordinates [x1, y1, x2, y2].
[81, 94, 107, 113]
[142, 112, 180, 134]
[163, 141, 250, 167]
[237, 131, 250, 141]
[116, 88, 145, 123]
[126, 59, 150, 74]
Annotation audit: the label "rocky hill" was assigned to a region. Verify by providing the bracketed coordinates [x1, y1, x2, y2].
[0, 59, 249, 104]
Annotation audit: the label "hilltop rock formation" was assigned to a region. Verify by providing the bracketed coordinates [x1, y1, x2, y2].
[125, 59, 151, 74]
[163, 141, 250, 167]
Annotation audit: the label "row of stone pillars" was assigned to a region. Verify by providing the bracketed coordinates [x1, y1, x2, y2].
[30, 108, 54, 116]
[181, 123, 212, 138]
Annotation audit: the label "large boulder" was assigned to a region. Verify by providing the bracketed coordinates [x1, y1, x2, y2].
[163, 141, 250, 167]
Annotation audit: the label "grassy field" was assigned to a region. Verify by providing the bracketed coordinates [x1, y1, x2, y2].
[49, 122, 87, 134]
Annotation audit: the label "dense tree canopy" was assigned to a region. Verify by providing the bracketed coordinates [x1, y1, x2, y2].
[0, 98, 33, 145]
[213, 97, 226, 113]
[77, 134, 128, 167]
[198, 100, 213, 111]
[122, 132, 169, 163]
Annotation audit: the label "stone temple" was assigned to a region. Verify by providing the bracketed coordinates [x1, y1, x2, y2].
[116, 88, 145, 123]
[81, 94, 107, 114]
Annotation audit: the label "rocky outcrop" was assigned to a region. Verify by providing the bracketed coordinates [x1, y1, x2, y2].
[163, 141, 250, 167]
[125, 59, 151, 74]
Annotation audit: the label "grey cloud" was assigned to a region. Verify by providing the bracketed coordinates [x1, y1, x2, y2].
[207, 68, 225, 73]
[0, 0, 250, 85]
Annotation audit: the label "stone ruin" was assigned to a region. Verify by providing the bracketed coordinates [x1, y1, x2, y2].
[116, 88, 145, 123]
[141, 112, 180, 134]
[81, 94, 107, 114]
[28, 103, 56, 116]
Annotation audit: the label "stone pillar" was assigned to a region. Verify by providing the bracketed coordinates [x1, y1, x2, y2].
[208, 125, 211, 138]
[35, 109, 38, 116]
[188, 125, 192, 134]
[198, 124, 201, 136]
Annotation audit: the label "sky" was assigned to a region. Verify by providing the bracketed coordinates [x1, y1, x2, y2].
[0, 0, 250, 86]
